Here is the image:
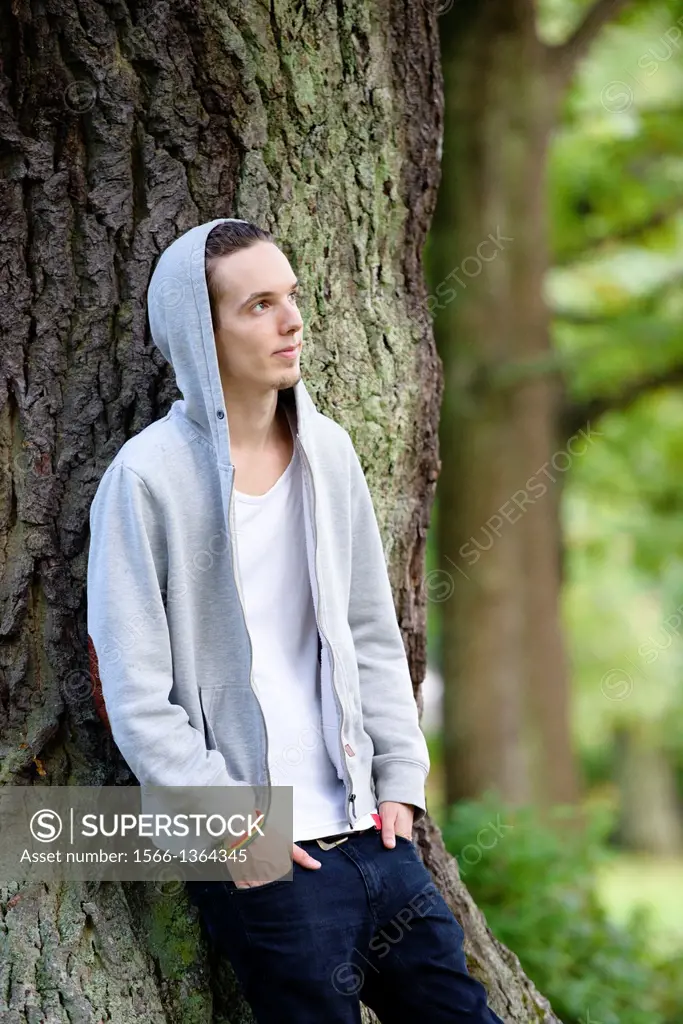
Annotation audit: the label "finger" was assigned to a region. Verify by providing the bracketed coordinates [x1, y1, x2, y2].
[381, 824, 396, 848]
[292, 842, 321, 869]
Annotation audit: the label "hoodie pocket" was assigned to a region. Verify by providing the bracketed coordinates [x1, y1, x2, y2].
[198, 688, 219, 750]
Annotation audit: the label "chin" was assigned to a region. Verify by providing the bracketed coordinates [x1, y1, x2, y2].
[274, 368, 301, 390]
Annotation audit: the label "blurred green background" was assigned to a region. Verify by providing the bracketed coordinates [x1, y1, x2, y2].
[423, 2, 683, 1021]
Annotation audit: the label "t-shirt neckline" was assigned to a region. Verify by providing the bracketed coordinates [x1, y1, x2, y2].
[233, 444, 298, 504]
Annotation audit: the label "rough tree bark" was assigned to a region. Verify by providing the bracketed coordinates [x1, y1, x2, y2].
[433, 0, 632, 812]
[1, 0, 558, 1021]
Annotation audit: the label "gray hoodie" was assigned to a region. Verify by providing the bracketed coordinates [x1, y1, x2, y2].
[86, 218, 430, 837]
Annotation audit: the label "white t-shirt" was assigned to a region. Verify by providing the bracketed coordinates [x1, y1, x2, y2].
[233, 437, 378, 842]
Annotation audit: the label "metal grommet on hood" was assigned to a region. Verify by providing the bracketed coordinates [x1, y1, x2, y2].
[216, 410, 225, 419]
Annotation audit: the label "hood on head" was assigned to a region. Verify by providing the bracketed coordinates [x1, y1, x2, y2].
[147, 218, 310, 462]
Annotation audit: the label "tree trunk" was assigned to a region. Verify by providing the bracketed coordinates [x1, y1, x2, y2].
[615, 723, 683, 855]
[0, 0, 558, 1020]
[433, 0, 579, 812]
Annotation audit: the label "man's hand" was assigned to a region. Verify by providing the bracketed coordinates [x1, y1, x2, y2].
[378, 801, 415, 849]
[232, 840, 322, 889]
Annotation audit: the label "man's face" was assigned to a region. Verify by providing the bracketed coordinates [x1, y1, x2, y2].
[211, 241, 304, 391]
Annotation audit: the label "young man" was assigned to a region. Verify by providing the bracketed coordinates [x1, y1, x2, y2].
[87, 218, 504, 1024]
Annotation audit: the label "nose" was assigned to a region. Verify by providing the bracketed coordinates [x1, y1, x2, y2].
[281, 304, 303, 335]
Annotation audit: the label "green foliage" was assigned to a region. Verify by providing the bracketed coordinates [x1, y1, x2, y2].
[547, 3, 683, 412]
[543, 0, 683, 776]
[564, 393, 683, 751]
[441, 795, 683, 1024]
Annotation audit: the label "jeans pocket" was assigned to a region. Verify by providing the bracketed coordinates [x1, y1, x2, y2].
[229, 875, 293, 895]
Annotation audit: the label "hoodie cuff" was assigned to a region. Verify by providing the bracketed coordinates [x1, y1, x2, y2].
[373, 759, 429, 824]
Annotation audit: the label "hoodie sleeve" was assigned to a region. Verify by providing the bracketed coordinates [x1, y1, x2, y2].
[87, 462, 249, 792]
[346, 443, 430, 823]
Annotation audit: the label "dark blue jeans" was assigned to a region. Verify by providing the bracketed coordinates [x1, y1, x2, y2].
[186, 826, 505, 1023]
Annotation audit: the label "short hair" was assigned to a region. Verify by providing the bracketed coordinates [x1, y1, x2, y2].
[205, 220, 274, 330]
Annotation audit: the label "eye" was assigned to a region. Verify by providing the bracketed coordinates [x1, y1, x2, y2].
[253, 300, 268, 312]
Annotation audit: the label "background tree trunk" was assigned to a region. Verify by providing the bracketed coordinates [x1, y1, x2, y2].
[433, 0, 582, 813]
[615, 722, 683, 855]
[1, 0, 559, 1020]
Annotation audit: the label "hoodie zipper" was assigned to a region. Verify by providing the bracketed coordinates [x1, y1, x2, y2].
[228, 469, 272, 804]
[296, 436, 356, 823]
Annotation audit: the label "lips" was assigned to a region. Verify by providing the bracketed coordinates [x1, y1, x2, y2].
[274, 344, 300, 357]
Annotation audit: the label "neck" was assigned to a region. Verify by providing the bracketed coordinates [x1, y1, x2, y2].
[220, 378, 290, 456]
